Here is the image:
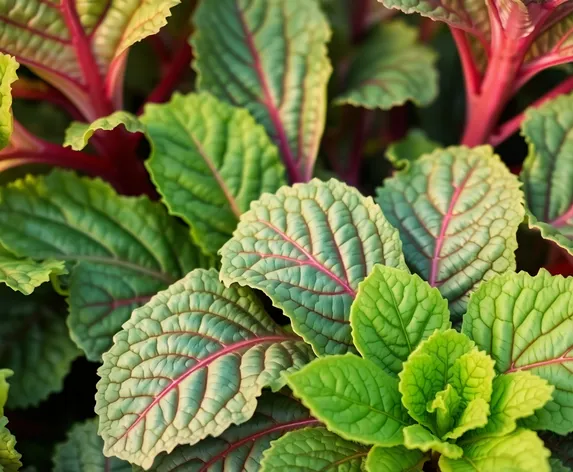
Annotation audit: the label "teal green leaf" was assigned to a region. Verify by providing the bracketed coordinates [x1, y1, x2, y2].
[220, 178, 407, 355]
[386, 129, 440, 171]
[260, 427, 367, 472]
[365, 445, 427, 472]
[142, 92, 286, 255]
[350, 264, 450, 376]
[192, 0, 332, 181]
[520, 93, 573, 255]
[463, 270, 573, 434]
[0, 370, 21, 472]
[334, 21, 438, 110]
[52, 419, 130, 472]
[402, 424, 463, 459]
[96, 268, 313, 469]
[63, 111, 143, 151]
[0, 54, 18, 150]
[439, 429, 551, 472]
[0, 170, 210, 361]
[377, 145, 524, 317]
[288, 354, 411, 446]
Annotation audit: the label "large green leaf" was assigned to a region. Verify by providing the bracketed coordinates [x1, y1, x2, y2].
[143, 92, 286, 255]
[463, 270, 573, 434]
[402, 424, 463, 459]
[350, 265, 450, 376]
[0, 170, 210, 361]
[95, 268, 313, 469]
[365, 445, 427, 472]
[260, 427, 367, 472]
[520, 93, 573, 255]
[192, 0, 332, 181]
[0, 370, 21, 472]
[334, 21, 438, 110]
[0, 54, 18, 151]
[220, 179, 407, 355]
[377, 145, 524, 317]
[288, 354, 411, 446]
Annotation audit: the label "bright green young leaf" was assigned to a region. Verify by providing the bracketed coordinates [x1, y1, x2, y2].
[220, 178, 407, 355]
[520, 93, 573, 255]
[0, 54, 18, 151]
[334, 21, 438, 110]
[0, 370, 11, 415]
[0, 170, 210, 361]
[386, 129, 440, 171]
[377, 145, 524, 317]
[350, 265, 450, 376]
[260, 427, 367, 472]
[463, 270, 573, 434]
[192, 0, 332, 181]
[365, 445, 428, 472]
[96, 268, 313, 469]
[0, 370, 21, 472]
[402, 424, 463, 459]
[288, 354, 411, 446]
[143, 92, 286, 255]
[53, 419, 130, 472]
[439, 429, 551, 472]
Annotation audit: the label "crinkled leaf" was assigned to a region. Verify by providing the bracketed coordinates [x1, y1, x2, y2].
[52, 419, 130, 472]
[143, 92, 286, 255]
[334, 21, 438, 110]
[0, 55, 18, 151]
[260, 427, 367, 472]
[0, 170, 210, 361]
[0, 371, 21, 472]
[402, 424, 463, 459]
[386, 129, 440, 171]
[377, 145, 524, 317]
[192, 0, 332, 181]
[365, 445, 427, 472]
[288, 354, 411, 446]
[350, 264, 450, 376]
[220, 179, 406, 355]
[96, 268, 313, 469]
[463, 270, 573, 434]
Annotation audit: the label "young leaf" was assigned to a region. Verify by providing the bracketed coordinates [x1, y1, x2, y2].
[402, 424, 463, 459]
[385, 129, 440, 171]
[350, 265, 450, 376]
[520, 94, 573, 255]
[143, 92, 286, 255]
[334, 21, 438, 110]
[52, 419, 130, 472]
[260, 427, 368, 472]
[288, 354, 411, 446]
[220, 178, 407, 355]
[365, 445, 428, 472]
[192, 0, 332, 181]
[95, 268, 313, 469]
[463, 270, 573, 434]
[0, 170, 210, 360]
[0, 54, 18, 150]
[0, 370, 22, 472]
[377, 145, 524, 317]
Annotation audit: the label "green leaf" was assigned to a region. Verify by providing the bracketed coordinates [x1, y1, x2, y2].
[542, 432, 573, 471]
[439, 429, 551, 472]
[142, 92, 286, 255]
[402, 424, 463, 459]
[365, 445, 427, 472]
[520, 93, 573, 255]
[52, 419, 130, 472]
[63, 111, 143, 151]
[260, 427, 367, 472]
[288, 354, 411, 446]
[550, 458, 572, 472]
[350, 264, 450, 376]
[192, 0, 332, 181]
[0, 54, 18, 151]
[95, 268, 313, 469]
[0, 371, 21, 472]
[139, 391, 316, 472]
[220, 178, 407, 355]
[386, 129, 441, 171]
[463, 270, 573, 434]
[334, 21, 438, 110]
[377, 145, 524, 317]
[0, 170, 210, 361]
[0, 370, 11, 415]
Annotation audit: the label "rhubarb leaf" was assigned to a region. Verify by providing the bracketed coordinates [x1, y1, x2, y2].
[365, 445, 427, 472]
[386, 129, 440, 171]
[402, 424, 463, 459]
[350, 265, 450, 376]
[260, 427, 367, 472]
[288, 354, 411, 446]
[521, 94, 573, 255]
[220, 179, 407, 355]
[0, 370, 21, 472]
[0, 170, 210, 361]
[192, 0, 332, 181]
[0, 55, 18, 151]
[526, 8, 573, 71]
[377, 145, 524, 317]
[334, 21, 438, 110]
[96, 268, 313, 469]
[53, 419, 131, 472]
[143, 93, 286, 255]
[463, 270, 573, 434]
